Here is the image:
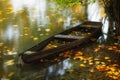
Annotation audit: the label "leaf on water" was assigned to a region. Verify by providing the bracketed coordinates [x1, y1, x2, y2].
[73, 56, 84, 60]
[33, 37, 38, 41]
[89, 68, 94, 72]
[112, 46, 117, 49]
[75, 51, 83, 56]
[94, 47, 100, 52]
[96, 65, 109, 72]
[45, 29, 51, 32]
[38, 28, 41, 31]
[5, 60, 14, 66]
[0, 42, 3, 46]
[24, 33, 28, 36]
[8, 72, 14, 77]
[58, 18, 64, 23]
[89, 62, 93, 65]
[80, 64, 86, 67]
[105, 56, 110, 60]
[94, 58, 99, 61]
[13, 25, 18, 27]
[95, 61, 100, 65]
[108, 47, 113, 50]
[40, 34, 44, 36]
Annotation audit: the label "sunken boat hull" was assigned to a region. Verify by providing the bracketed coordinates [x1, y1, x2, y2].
[20, 21, 102, 64]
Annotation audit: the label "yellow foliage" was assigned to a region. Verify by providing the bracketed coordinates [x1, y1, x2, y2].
[100, 8, 106, 18]
[72, 3, 82, 14]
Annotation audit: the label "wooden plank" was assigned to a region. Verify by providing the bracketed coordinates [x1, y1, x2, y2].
[54, 34, 84, 40]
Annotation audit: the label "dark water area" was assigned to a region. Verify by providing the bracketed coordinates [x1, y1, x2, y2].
[0, 0, 120, 80]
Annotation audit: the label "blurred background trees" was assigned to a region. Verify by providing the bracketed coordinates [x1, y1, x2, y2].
[52, 0, 120, 37]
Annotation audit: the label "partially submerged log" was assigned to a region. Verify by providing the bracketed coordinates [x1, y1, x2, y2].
[20, 21, 102, 63]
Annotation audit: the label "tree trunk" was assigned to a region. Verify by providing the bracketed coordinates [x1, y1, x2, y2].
[104, 0, 120, 36]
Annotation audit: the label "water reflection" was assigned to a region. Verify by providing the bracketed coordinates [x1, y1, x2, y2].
[0, 0, 79, 79]
[20, 58, 72, 80]
[47, 59, 72, 75]
[87, 0, 104, 21]
[87, 0, 110, 42]
[0, 0, 116, 80]
[2, 24, 19, 41]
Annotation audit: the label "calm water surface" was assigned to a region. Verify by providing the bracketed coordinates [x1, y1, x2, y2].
[0, 0, 120, 80]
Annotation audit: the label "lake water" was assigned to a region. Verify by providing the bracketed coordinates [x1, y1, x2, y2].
[0, 0, 120, 80]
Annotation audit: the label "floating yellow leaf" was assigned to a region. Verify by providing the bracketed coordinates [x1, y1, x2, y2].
[86, 57, 92, 61]
[107, 60, 111, 62]
[80, 64, 86, 67]
[114, 72, 119, 76]
[89, 68, 94, 72]
[112, 76, 118, 79]
[89, 62, 93, 65]
[33, 37, 38, 41]
[112, 46, 117, 49]
[108, 47, 113, 50]
[37, 28, 41, 31]
[40, 34, 44, 36]
[95, 61, 100, 65]
[0, 42, 3, 46]
[45, 29, 50, 32]
[8, 72, 14, 77]
[96, 65, 109, 72]
[94, 47, 100, 52]
[94, 58, 99, 61]
[13, 25, 18, 27]
[101, 61, 106, 65]
[98, 45, 102, 48]
[5, 60, 14, 66]
[73, 56, 84, 60]
[83, 60, 87, 63]
[7, 51, 13, 55]
[105, 57, 110, 60]
[58, 18, 63, 23]
[76, 51, 83, 56]
[24, 33, 28, 36]
[110, 67, 116, 71]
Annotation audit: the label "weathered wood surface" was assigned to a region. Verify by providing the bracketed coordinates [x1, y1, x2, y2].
[20, 21, 102, 63]
[54, 34, 84, 40]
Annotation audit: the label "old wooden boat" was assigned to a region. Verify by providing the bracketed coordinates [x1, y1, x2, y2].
[20, 21, 102, 63]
